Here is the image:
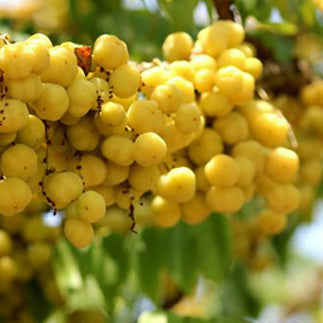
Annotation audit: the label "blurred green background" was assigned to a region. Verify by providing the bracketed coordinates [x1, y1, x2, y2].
[1, 1, 323, 323]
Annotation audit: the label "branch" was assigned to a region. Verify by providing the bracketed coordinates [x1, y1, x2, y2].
[246, 36, 313, 97]
[212, 0, 235, 20]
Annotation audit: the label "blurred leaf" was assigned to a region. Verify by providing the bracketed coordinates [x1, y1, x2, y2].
[254, 0, 273, 21]
[167, 311, 250, 322]
[272, 0, 298, 22]
[53, 239, 84, 293]
[88, 235, 132, 311]
[25, 280, 53, 323]
[251, 30, 294, 62]
[157, 0, 198, 31]
[139, 310, 251, 323]
[136, 227, 165, 302]
[234, 0, 272, 21]
[220, 262, 260, 318]
[53, 239, 106, 311]
[194, 214, 232, 282]
[103, 234, 130, 284]
[234, 0, 257, 22]
[272, 212, 301, 267]
[299, 0, 316, 26]
[165, 222, 198, 293]
[258, 22, 299, 35]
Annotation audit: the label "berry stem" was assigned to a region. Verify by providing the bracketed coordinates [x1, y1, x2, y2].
[212, 0, 235, 20]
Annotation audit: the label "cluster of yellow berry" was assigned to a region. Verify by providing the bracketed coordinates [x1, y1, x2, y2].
[230, 80, 323, 271]
[0, 20, 301, 249]
[275, 82, 323, 217]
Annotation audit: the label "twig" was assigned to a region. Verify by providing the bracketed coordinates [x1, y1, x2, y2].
[212, 0, 234, 20]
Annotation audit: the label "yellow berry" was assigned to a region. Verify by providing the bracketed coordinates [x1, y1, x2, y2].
[127, 100, 165, 134]
[67, 78, 96, 117]
[32, 83, 69, 121]
[152, 196, 181, 228]
[213, 111, 249, 145]
[157, 167, 196, 203]
[181, 193, 209, 225]
[44, 172, 83, 209]
[190, 54, 217, 71]
[232, 140, 267, 174]
[93, 34, 129, 70]
[188, 128, 223, 165]
[69, 154, 107, 187]
[199, 90, 233, 117]
[101, 136, 134, 166]
[162, 32, 193, 62]
[198, 24, 228, 57]
[99, 102, 126, 126]
[265, 148, 299, 183]
[64, 218, 94, 248]
[218, 48, 246, 69]
[205, 154, 240, 187]
[109, 64, 140, 98]
[76, 191, 106, 223]
[6, 74, 42, 102]
[0, 42, 36, 79]
[151, 83, 183, 114]
[0, 99, 29, 133]
[66, 117, 100, 151]
[175, 103, 202, 135]
[41, 46, 78, 87]
[234, 156, 255, 187]
[266, 184, 301, 214]
[133, 132, 167, 166]
[195, 69, 216, 93]
[206, 186, 244, 214]
[169, 61, 196, 84]
[103, 162, 129, 186]
[214, 66, 244, 98]
[1, 144, 37, 180]
[17, 114, 45, 148]
[0, 178, 32, 216]
[128, 164, 160, 192]
[243, 57, 263, 79]
[256, 209, 287, 235]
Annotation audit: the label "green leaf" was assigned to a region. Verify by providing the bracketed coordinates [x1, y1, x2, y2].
[257, 22, 299, 35]
[167, 311, 250, 323]
[271, 212, 301, 267]
[234, 0, 257, 22]
[157, 0, 199, 31]
[251, 31, 294, 62]
[25, 280, 53, 323]
[136, 227, 166, 302]
[235, 0, 272, 22]
[220, 262, 261, 318]
[164, 222, 198, 293]
[194, 214, 232, 282]
[88, 236, 130, 311]
[272, 0, 298, 22]
[53, 239, 84, 294]
[102, 234, 130, 285]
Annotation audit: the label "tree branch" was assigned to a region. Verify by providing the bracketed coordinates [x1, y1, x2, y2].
[212, 0, 235, 20]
